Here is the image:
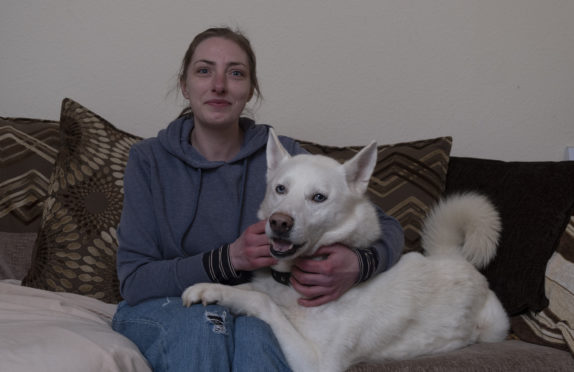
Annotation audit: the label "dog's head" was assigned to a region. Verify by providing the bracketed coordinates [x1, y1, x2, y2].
[257, 129, 378, 260]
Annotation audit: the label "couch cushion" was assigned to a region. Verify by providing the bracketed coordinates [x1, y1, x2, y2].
[347, 340, 574, 371]
[445, 157, 574, 316]
[0, 117, 60, 279]
[0, 232, 37, 280]
[299, 137, 452, 254]
[22, 98, 142, 303]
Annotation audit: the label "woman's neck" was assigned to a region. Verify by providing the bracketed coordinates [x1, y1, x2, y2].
[191, 123, 244, 162]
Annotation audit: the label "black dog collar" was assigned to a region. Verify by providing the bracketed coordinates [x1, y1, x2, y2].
[270, 268, 291, 286]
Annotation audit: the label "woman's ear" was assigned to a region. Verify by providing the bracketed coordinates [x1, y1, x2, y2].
[181, 81, 189, 100]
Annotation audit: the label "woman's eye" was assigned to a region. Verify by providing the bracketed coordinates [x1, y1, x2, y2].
[230, 70, 245, 77]
[197, 68, 209, 74]
[312, 193, 327, 203]
[275, 185, 286, 194]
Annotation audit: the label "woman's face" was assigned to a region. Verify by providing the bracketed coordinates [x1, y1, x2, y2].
[182, 37, 254, 130]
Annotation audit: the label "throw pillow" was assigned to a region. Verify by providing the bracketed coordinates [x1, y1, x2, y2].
[0, 117, 60, 279]
[0, 117, 60, 232]
[22, 98, 142, 303]
[511, 215, 574, 355]
[445, 157, 574, 316]
[299, 136, 452, 254]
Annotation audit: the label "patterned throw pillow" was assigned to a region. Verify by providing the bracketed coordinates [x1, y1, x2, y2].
[22, 98, 142, 303]
[0, 117, 60, 279]
[0, 117, 60, 232]
[299, 137, 452, 254]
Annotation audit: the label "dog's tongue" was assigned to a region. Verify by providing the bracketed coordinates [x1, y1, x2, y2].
[272, 239, 293, 253]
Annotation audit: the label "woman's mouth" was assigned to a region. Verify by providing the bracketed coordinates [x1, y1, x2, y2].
[205, 99, 231, 107]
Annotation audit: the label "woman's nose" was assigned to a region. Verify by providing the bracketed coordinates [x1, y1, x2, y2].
[212, 73, 226, 94]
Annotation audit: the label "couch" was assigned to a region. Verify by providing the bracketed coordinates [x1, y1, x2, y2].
[1, 98, 574, 371]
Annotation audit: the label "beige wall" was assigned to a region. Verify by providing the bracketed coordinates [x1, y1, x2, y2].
[1, 0, 573, 160]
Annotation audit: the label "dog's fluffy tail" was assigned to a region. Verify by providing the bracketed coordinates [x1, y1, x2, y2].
[421, 193, 501, 268]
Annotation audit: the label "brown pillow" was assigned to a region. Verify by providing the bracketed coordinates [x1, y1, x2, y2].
[445, 157, 574, 316]
[298, 137, 452, 254]
[0, 117, 60, 233]
[0, 117, 60, 279]
[22, 98, 142, 303]
[511, 215, 574, 354]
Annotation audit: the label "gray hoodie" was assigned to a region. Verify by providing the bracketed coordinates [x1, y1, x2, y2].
[116, 116, 403, 305]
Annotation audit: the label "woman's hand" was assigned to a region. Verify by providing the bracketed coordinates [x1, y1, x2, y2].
[290, 244, 359, 307]
[229, 220, 278, 272]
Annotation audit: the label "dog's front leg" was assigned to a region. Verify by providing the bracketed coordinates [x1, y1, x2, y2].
[182, 283, 319, 372]
[182, 283, 257, 311]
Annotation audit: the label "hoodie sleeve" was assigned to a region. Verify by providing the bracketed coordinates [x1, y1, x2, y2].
[116, 145, 213, 305]
[354, 208, 404, 283]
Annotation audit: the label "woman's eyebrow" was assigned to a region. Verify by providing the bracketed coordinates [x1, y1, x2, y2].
[193, 59, 215, 66]
[193, 59, 247, 68]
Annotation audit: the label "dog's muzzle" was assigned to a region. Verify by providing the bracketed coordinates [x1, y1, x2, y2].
[268, 212, 304, 258]
[270, 239, 303, 258]
[269, 212, 293, 235]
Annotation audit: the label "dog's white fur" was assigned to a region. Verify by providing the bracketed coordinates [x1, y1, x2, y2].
[182, 130, 509, 372]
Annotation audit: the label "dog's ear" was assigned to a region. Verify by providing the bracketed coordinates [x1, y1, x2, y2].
[266, 128, 291, 173]
[343, 141, 378, 194]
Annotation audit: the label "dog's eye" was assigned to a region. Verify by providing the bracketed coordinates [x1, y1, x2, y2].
[275, 184, 286, 194]
[312, 193, 327, 203]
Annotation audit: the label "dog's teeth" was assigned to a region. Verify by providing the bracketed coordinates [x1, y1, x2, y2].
[273, 239, 293, 252]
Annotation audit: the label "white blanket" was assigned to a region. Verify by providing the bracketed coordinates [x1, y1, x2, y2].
[0, 280, 150, 372]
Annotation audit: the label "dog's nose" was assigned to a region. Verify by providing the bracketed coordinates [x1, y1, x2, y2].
[269, 213, 294, 235]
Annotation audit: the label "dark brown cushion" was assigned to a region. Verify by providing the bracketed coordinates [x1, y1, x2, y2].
[22, 98, 142, 303]
[445, 157, 574, 316]
[511, 214, 574, 355]
[299, 137, 452, 254]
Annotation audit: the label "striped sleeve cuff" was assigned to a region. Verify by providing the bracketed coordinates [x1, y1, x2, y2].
[202, 244, 251, 285]
[353, 246, 380, 284]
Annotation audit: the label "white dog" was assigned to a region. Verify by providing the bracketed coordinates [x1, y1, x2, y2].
[182, 130, 509, 372]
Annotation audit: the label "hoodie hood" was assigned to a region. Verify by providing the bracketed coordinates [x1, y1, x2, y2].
[157, 115, 271, 169]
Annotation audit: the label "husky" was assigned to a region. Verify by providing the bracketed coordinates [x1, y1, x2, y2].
[182, 129, 509, 372]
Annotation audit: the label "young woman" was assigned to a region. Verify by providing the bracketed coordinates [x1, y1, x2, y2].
[112, 27, 404, 371]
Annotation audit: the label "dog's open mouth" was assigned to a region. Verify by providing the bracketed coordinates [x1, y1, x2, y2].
[270, 239, 304, 258]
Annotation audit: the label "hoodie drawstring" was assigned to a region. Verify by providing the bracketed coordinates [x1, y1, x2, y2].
[180, 167, 203, 256]
[237, 158, 249, 237]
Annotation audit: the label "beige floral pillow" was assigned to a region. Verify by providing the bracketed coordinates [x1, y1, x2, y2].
[22, 98, 142, 303]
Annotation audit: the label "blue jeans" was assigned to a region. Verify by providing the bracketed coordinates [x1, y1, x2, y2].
[112, 297, 292, 372]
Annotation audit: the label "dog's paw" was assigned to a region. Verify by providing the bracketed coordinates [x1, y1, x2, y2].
[182, 283, 223, 307]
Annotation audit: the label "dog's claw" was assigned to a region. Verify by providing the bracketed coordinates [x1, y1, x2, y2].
[182, 284, 223, 308]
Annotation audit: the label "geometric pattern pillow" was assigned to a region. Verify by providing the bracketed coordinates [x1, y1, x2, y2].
[511, 215, 574, 356]
[0, 117, 60, 280]
[22, 98, 142, 303]
[0, 117, 60, 233]
[299, 136, 452, 254]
